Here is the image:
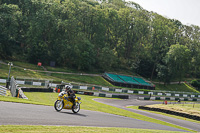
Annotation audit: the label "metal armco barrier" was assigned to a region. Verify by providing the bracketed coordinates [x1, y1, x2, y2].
[0, 85, 7, 96]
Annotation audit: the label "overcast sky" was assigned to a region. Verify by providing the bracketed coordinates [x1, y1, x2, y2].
[126, 0, 200, 27]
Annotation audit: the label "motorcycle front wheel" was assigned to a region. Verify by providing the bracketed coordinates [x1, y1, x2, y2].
[72, 102, 80, 113]
[54, 100, 63, 112]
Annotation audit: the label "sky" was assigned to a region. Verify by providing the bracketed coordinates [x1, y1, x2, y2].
[126, 0, 200, 27]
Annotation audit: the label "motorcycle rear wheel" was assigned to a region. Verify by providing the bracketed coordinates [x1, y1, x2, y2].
[72, 102, 80, 113]
[54, 100, 63, 112]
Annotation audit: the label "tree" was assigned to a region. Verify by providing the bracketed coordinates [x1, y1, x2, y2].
[186, 25, 200, 78]
[96, 47, 116, 71]
[148, 13, 178, 80]
[164, 44, 191, 83]
[156, 63, 172, 84]
[72, 33, 95, 70]
[0, 4, 22, 59]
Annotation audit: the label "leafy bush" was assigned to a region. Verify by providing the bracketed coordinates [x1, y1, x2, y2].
[191, 80, 200, 90]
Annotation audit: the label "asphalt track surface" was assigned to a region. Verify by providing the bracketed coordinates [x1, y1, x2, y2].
[94, 98, 200, 132]
[0, 101, 187, 132]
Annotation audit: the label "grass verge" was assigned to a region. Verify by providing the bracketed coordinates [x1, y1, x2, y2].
[154, 83, 199, 92]
[0, 125, 185, 133]
[47, 73, 113, 86]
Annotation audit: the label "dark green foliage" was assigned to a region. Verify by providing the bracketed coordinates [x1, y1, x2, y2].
[0, 4, 21, 59]
[191, 80, 199, 87]
[191, 80, 200, 91]
[135, 58, 154, 78]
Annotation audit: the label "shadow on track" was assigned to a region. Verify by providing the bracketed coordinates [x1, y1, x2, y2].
[59, 111, 87, 117]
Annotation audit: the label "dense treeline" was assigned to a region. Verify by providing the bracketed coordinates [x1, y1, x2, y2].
[1, 0, 200, 84]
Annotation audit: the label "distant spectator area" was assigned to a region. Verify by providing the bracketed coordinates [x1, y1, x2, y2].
[103, 73, 155, 90]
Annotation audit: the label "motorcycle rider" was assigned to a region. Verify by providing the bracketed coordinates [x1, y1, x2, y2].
[65, 85, 76, 105]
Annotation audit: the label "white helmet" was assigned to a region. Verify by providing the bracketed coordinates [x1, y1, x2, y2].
[65, 84, 72, 90]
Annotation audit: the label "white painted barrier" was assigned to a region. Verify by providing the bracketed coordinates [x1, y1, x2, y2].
[150, 97, 156, 100]
[183, 94, 188, 97]
[188, 98, 193, 101]
[138, 97, 144, 100]
[33, 82, 42, 86]
[0, 79, 6, 83]
[180, 98, 184, 101]
[160, 97, 165, 100]
[102, 87, 109, 91]
[106, 94, 112, 98]
[93, 92, 99, 96]
[128, 90, 134, 93]
[16, 80, 25, 85]
[148, 92, 153, 95]
[80, 86, 87, 90]
[138, 91, 144, 94]
[49, 83, 57, 87]
[0, 85, 7, 96]
[175, 94, 179, 97]
[115, 89, 122, 93]
[170, 97, 175, 101]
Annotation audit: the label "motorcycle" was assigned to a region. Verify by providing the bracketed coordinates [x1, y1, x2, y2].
[54, 91, 81, 113]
